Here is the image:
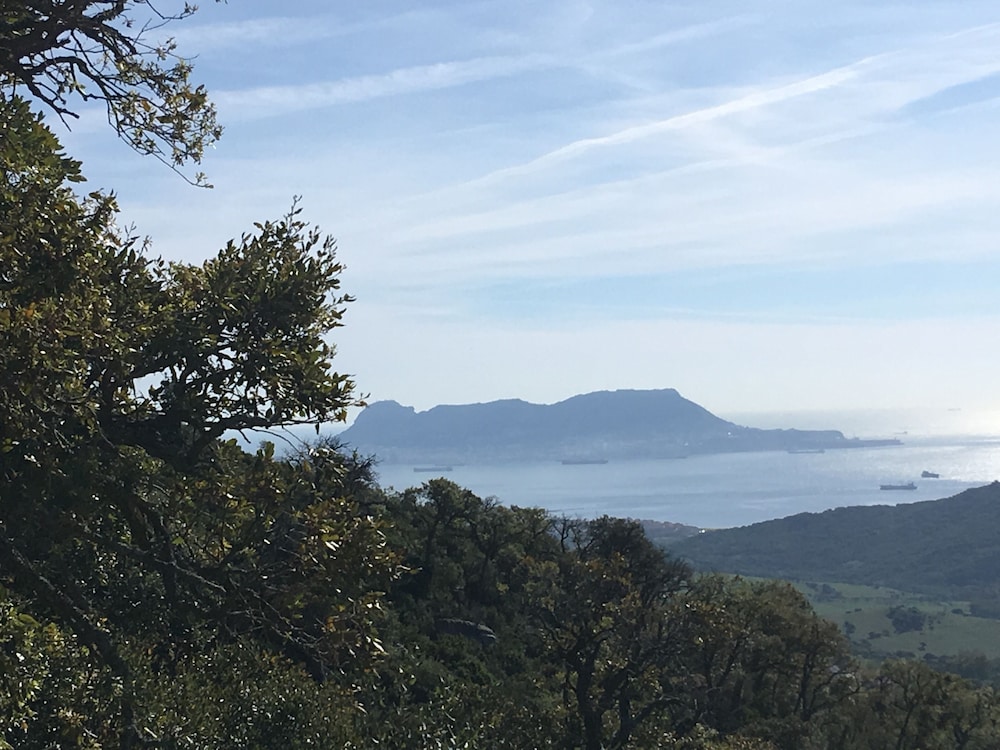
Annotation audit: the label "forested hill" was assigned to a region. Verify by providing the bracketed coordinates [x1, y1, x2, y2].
[338, 388, 898, 463]
[671, 482, 1000, 600]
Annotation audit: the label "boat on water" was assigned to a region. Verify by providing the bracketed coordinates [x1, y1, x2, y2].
[921, 470, 940, 479]
[560, 458, 609, 465]
[880, 482, 917, 491]
[413, 466, 454, 473]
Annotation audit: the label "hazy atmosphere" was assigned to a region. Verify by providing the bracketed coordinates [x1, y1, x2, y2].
[57, 0, 1000, 419]
[9, 3, 1000, 744]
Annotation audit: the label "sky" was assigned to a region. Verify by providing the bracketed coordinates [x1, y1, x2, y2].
[53, 0, 1000, 426]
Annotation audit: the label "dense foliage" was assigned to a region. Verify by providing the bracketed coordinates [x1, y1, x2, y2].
[351, 482, 1000, 749]
[3, 4, 1000, 748]
[0, 90, 403, 746]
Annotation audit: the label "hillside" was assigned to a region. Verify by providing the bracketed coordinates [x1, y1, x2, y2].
[670, 482, 1000, 602]
[338, 388, 898, 463]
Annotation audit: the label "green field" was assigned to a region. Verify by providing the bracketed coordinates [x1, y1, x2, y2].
[792, 580, 1000, 660]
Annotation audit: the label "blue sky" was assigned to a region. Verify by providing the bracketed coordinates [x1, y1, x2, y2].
[55, 0, 1000, 422]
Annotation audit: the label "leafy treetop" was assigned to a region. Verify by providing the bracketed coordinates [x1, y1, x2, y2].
[0, 0, 222, 184]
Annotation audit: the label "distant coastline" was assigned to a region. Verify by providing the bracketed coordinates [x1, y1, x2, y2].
[719, 407, 999, 440]
[338, 389, 902, 465]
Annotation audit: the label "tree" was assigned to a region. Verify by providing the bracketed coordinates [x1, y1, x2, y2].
[672, 576, 856, 748]
[0, 95, 400, 748]
[0, 4, 415, 747]
[830, 660, 1000, 750]
[1, 0, 221, 182]
[527, 517, 693, 750]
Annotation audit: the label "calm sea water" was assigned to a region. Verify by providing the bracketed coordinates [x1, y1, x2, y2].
[372, 409, 1000, 529]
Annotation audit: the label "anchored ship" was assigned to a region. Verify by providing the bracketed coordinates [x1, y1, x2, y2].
[880, 482, 917, 491]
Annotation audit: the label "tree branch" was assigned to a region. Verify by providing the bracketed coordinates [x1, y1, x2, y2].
[0, 530, 147, 749]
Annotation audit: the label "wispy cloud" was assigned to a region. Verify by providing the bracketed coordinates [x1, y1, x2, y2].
[171, 16, 340, 50]
[214, 54, 553, 119]
[596, 15, 757, 60]
[322, 19, 1000, 290]
[60, 1, 1000, 413]
[450, 22, 1000, 193]
[170, 7, 446, 52]
[453, 61, 869, 188]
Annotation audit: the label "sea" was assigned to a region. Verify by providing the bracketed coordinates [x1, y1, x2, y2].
[371, 408, 1000, 530]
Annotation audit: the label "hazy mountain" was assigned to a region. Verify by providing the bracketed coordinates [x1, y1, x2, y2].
[669, 482, 1000, 601]
[337, 388, 898, 464]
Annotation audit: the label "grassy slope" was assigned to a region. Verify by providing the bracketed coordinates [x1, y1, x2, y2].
[792, 580, 1000, 660]
[664, 483, 1000, 662]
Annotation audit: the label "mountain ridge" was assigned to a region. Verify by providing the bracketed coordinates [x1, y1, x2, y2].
[338, 388, 899, 464]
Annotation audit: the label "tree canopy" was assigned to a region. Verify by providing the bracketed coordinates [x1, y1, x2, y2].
[1, 0, 221, 182]
[0, 88, 403, 746]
